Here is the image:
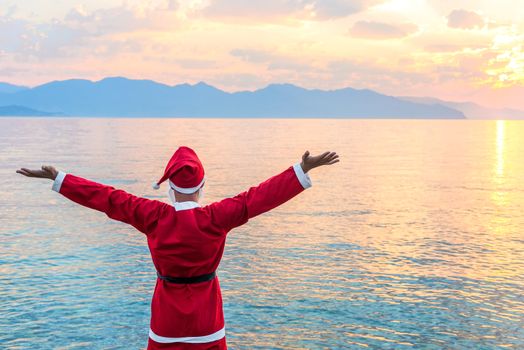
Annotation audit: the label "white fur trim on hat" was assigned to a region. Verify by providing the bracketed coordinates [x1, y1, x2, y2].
[169, 177, 205, 194]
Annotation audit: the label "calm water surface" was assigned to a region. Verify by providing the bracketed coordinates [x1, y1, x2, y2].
[0, 118, 523, 349]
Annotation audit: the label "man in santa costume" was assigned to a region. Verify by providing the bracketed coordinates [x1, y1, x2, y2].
[17, 147, 339, 349]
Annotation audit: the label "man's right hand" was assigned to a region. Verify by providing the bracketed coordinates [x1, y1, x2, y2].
[300, 151, 339, 173]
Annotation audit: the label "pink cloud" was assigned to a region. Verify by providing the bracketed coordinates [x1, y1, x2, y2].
[423, 44, 485, 53]
[447, 9, 485, 29]
[65, 3, 179, 34]
[203, 0, 303, 19]
[311, 0, 384, 19]
[203, 0, 383, 21]
[230, 48, 315, 72]
[350, 21, 418, 39]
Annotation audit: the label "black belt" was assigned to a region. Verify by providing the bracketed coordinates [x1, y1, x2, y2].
[157, 271, 216, 284]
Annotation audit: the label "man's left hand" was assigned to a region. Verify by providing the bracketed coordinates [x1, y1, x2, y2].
[16, 165, 58, 180]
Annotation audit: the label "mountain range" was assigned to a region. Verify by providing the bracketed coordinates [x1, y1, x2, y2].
[0, 77, 518, 119]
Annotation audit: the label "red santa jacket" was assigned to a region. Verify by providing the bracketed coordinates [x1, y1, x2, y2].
[51, 163, 312, 348]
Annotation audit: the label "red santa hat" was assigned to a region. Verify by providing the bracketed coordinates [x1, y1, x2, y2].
[152, 146, 205, 193]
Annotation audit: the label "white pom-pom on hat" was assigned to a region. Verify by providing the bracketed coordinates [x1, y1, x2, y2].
[152, 182, 160, 190]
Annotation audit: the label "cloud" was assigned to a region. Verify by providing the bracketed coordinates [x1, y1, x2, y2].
[0, 66, 27, 77]
[167, 0, 179, 11]
[447, 9, 485, 30]
[203, 0, 383, 21]
[423, 43, 488, 53]
[327, 59, 435, 93]
[311, 0, 384, 19]
[0, 15, 91, 60]
[230, 49, 274, 63]
[0, 17, 31, 53]
[326, 48, 500, 93]
[65, 2, 179, 34]
[0, 2, 180, 60]
[144, 55, 220, 69]
[350, 21, 418, 39]
[230, 48, 314, 72]
[64, 6, 148, 35]
[431, 56, 488, 83]
[413, 29, 492, 54]
[211, 73, 268, 90]
[174, 59, 219, 69]
[92, 39, 144, 57]
[203, 0, 306, 20]
[424, 44, 466, 53]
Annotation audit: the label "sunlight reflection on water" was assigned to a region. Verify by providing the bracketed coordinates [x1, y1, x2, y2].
[0, 118, 523, 349]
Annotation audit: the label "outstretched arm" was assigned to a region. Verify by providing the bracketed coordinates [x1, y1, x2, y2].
[207, 151, 339, 232]
[16, 166, 165, 234]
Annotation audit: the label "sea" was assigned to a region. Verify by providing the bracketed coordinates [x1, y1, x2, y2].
[0, 118, 523, 349]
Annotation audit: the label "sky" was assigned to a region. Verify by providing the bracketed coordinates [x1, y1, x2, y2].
[0, 0, 523, 109]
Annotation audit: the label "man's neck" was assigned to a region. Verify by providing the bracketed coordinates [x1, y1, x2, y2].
[174, 192, 199, 203]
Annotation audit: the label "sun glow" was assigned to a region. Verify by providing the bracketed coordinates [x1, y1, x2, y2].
[486, 32, 524, 87]
[495, 120, 505, 176]
[490, 120, 508, 209]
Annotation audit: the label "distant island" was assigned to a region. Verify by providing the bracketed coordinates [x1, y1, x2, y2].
[0, 77, 492, 119]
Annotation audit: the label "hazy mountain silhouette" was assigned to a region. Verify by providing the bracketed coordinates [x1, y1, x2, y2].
[0, 105, 60, 116]
[0, 77, 465, 118]
[400, 96, 524, 120]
